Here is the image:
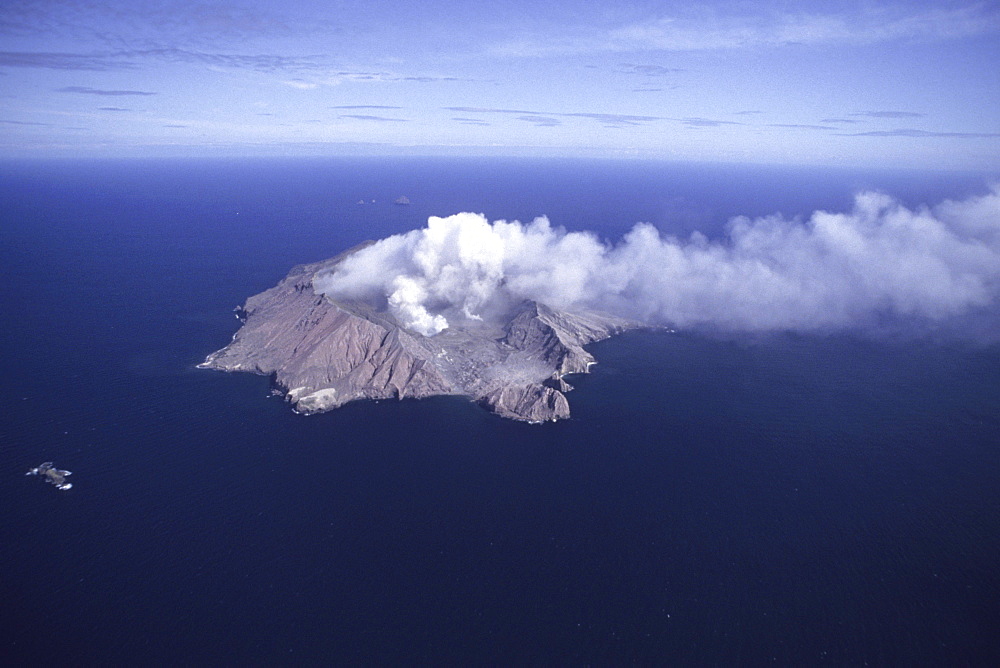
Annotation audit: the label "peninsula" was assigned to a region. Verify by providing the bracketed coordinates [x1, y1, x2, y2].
[200, 244, 636, 422]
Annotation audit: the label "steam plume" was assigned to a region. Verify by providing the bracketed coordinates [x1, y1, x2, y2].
[313, 188, 1000, 335]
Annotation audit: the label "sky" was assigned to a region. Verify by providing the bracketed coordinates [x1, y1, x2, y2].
[1, 0, 999, 168]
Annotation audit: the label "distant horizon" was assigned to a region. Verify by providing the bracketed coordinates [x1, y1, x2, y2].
[3, 149, 1000, 176]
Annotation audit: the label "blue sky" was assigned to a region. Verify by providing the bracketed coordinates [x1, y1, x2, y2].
[1, 0, 998, 167]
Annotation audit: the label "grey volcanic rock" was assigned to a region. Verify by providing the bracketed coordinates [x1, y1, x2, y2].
[200, 245, 636, 422]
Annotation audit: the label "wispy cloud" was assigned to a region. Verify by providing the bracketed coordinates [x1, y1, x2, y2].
[495, 5, 1000, 56]
[444, 107, 755, 130]
[312, 71, 469, 86]
[617, 63, 685, 75]
[339, 114, 408, 122]
[0, 1, 306, 44]
[132, 48, 326, 72]
[518, 115, 561, 127]
[283, 79, 318, 89]
[677, 117, 743, 128]
[0, 48, 326, 73]
[3, 45, 466, 86]
[569, 112, 660, 127]
[734, 110, 764, 116]
[98, 107, 131, 111]
[841, 128, 1000, 138]
[768, 123, 836, 130]
[452, 117, 490, 126]
[446, 106, 540, 115]
[0, 119, 53, 126]
[0, 50, 135, 71]
[850, 110, 925, 119]
[821, 118, 862, 124]
[331, 105, 403, 110]
[443, 106, 660, 127]
[57, 86, 156, 96]
[398, 75, 461, 83]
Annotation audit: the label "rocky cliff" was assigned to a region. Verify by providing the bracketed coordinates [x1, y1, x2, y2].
[200, 245, 636, 422]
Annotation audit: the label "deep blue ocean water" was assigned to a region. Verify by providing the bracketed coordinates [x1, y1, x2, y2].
[2, 157, 999, 664]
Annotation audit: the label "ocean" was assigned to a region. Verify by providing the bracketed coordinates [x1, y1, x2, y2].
[2, 157, 999, 664]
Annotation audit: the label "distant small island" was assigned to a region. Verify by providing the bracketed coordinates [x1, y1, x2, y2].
[26, 462, 72, 490]
[200, 244, 636, 422]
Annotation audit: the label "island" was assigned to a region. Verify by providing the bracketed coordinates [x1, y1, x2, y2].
[26, 462, 72, 490]
[200, 244, 637, 422]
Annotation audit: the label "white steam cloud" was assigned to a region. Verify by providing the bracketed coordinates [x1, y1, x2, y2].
[314, 188, 1000, 335]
